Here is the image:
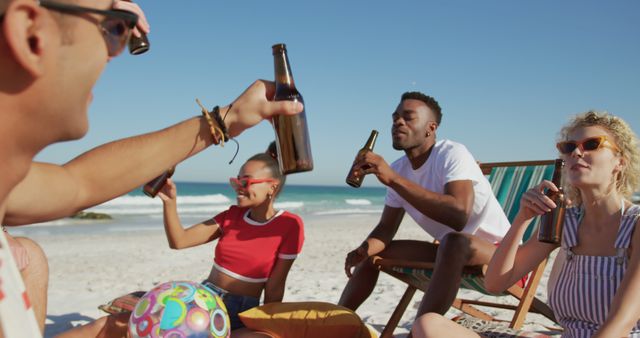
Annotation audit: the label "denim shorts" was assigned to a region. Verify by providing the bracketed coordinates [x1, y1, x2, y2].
[201, 280, 260, 330]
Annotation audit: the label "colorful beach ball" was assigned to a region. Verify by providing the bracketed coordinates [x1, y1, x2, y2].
[128, 280, 230, 338]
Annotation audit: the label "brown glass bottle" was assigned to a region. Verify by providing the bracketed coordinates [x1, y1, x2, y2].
[538, 159, 566, 244]
[128, 32, 150, 55]
[272, 43, 313, 175]
[346, 130, 379, 188]
[143, 167, 175, 198]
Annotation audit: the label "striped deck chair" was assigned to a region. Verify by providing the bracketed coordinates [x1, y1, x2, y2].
[372, 160, 558, 338]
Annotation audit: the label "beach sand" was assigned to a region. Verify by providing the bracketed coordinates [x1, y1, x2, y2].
[18, 214, 559, 337]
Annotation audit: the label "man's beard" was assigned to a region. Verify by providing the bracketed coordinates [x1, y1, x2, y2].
[392, 139, 413, 151]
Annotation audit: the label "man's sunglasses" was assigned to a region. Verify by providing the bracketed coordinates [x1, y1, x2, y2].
[556, 136, 620, 155]
[229, 177, 275, 190]
[39, 0, 138, 57]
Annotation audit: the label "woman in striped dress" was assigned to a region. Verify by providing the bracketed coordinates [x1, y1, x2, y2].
[411, 111, 640, 338]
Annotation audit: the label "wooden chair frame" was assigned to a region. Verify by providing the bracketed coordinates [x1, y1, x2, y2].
[372, 160, 559, 338]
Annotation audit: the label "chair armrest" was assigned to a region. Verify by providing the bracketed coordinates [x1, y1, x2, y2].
[372, 256, 486, 276]
[371, 256, 436, 270]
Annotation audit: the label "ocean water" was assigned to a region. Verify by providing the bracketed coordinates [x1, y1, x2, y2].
[10, 181, 639, 236]
[87, 184, 640, 221]
[79, 182, 386, 225]
[9, 182, 386, 236]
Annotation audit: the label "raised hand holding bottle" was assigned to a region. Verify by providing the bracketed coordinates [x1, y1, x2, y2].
[346, 130, 379, 188]
[271, 43, 313, 175]
[143, 167, 175, 198]
[538, 159, 566, 244]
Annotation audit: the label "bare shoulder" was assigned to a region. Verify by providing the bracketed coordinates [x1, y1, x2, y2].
[628, 204, 640, 255]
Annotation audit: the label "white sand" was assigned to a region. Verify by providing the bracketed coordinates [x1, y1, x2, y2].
[20, 214, 559, 337]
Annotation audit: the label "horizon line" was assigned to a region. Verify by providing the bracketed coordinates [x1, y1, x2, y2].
[170, 180, 386, 189]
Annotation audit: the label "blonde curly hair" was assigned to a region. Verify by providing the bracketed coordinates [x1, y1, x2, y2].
[558, 111, 640, 205]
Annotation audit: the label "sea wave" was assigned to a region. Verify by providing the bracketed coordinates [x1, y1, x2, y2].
[88, 207, 161, 215]
[72, 188, 389, 220]
[88, 199, 306, 216]
[274, 201, 304, 209]
[13, 218, 97, 227]
[345, 199, 372, 206]
[89, 205, 231, 215]
[314, 208, 381, 216]
[99, 194, 230, 206]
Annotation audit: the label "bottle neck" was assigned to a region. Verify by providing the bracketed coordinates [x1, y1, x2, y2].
[273, 50, 296, 89]
[551, 159, 564, 187]
[364, 132, 378, 151]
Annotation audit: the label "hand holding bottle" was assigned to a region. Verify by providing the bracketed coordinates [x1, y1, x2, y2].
[346, 130, 378, 188]
[223, 80, 304, 138]
[520, 180, 559, 219]
[113, 0, 150, 37]
[143, 167, 175, 198]
[113, 1, 150, 54]
[157, 178, 177, 204]
[537, 159, 566, 244]
[353, 151, 398, 186]
[271, 43, 313, 174]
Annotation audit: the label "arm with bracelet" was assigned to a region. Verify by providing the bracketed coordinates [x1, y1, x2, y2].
[4, 80, 303, 226]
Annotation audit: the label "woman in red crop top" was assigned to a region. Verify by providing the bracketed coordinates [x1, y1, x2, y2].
[159, 150, 305, 336]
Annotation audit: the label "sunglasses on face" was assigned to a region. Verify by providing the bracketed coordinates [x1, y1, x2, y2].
[556, 136, 620, 155]
[39, 0, 138, 57]
[229, 177, 275, 190]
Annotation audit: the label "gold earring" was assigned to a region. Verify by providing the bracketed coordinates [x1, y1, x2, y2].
[426, 132, 431, 137]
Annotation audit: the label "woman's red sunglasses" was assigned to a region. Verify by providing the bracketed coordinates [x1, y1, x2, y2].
[229, 177, 275, 190]
[556, 136, 620, 155]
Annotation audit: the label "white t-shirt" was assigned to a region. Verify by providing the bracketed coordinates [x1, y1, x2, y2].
[385, 139, 510, 243]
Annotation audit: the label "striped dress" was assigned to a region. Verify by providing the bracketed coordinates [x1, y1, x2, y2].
[548, 204, 640, 337]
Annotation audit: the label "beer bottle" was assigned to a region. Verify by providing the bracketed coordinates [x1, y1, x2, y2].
[125, 0, 150, 55]
[272, 43, 313, 175]
[346, 130, 379, 188]
[538, 159, 566, 244]
[128, 32, 150, 55]
[143, 167, 175, 198]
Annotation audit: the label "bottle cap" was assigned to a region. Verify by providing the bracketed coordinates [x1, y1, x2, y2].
[272, 43, 287, 53]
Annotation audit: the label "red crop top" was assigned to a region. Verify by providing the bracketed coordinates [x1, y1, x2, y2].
[213, 206, 305, 283]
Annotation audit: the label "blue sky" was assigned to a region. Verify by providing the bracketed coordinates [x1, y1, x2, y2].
[35, 1, 640, 187]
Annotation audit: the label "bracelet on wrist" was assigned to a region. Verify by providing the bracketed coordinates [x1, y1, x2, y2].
[196, 99, 229, 146]
[211, 105, 230, 143]
[195, 99, 240, 164]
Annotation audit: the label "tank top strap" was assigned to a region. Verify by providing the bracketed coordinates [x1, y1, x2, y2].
[614, 247, 626, 265]
[615, 203, 640, 249]
[562, 207, 581, 249]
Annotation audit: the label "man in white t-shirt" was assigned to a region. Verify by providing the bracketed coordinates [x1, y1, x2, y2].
[338, 91, 510, 321]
